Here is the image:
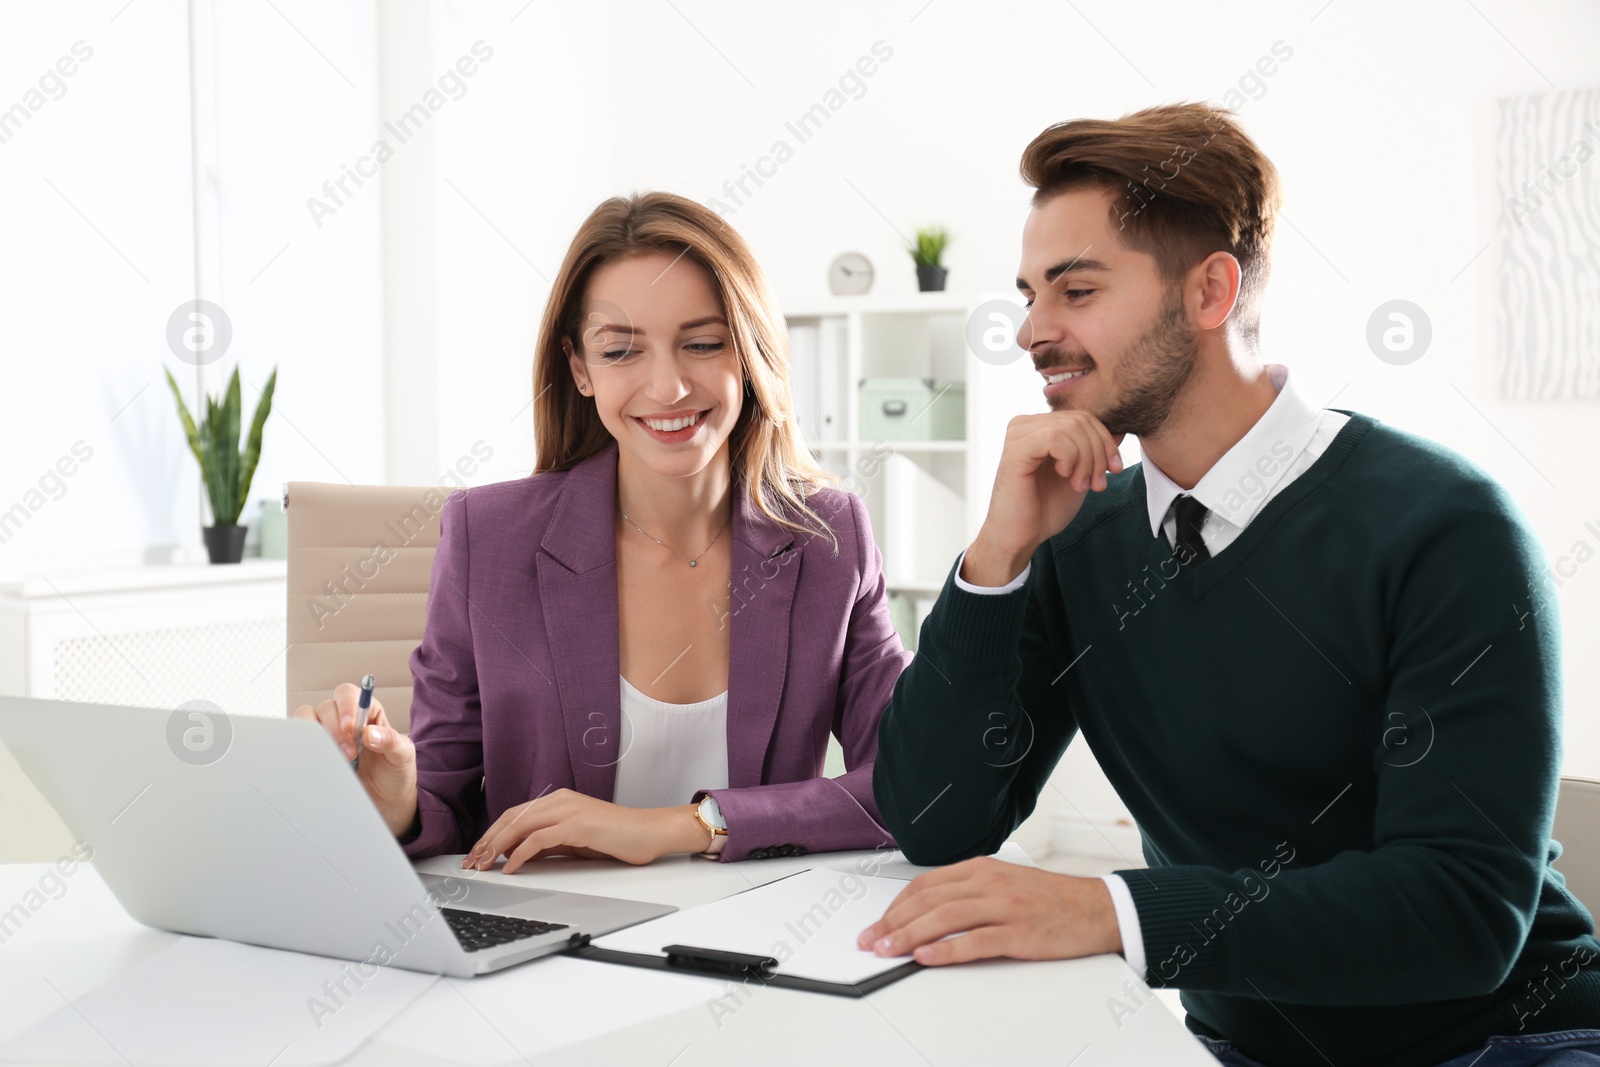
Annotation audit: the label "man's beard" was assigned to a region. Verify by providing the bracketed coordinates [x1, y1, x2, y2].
[1042, 287, 1199, 438]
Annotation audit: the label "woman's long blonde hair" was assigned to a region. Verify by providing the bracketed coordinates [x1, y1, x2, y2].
[531, 192, 835, 547]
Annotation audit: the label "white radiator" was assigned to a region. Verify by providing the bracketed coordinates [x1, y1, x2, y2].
[0, 561, 287, 861]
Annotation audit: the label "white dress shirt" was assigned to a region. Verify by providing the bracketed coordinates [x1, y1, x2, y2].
[952, 364, 1348, 979]
[610, 676, 731, 809]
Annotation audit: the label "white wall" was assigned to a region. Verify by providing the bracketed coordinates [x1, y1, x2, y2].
[426, 2, 612, 484]
[207, 0, 386, 522]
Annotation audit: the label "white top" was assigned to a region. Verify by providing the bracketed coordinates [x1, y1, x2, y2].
[609, 676, 730, 810]
[953, 364, 1348, 980]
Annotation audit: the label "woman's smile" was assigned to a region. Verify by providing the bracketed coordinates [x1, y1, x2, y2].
[632, 407, 711, 443]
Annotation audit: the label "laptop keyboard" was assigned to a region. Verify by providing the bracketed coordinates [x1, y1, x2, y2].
[441, 908, 570, 953]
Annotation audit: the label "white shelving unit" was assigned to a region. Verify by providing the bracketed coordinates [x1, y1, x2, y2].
[783, 291, 1145, 861]
[783, 291, 1025, 647]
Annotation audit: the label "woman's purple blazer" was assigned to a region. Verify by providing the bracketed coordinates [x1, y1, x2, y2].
[398, 443, 912, 863]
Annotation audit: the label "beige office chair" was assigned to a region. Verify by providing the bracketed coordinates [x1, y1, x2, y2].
[284, 482, 447, 731]
[1554, 775, 1600, 918]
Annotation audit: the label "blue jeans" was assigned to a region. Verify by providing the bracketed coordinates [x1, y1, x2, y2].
[1195, 1029, 1600, 1067]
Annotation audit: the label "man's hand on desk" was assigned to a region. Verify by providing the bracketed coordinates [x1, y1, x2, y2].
[462, 789, 712, 872]
[856, 857, 1122, 966]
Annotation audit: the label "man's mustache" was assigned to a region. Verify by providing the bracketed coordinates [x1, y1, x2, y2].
[1032, 346, 1094, 372]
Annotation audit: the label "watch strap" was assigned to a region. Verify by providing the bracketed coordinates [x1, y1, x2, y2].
[694, 794, 728, 856]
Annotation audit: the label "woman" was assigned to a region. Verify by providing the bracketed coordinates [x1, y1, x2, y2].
[293, 192, 910, 870]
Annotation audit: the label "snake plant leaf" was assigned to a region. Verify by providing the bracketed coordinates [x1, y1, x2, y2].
[214, 368, 243, 524]
[207, 392, 229, 524]
[239, 367, 276, 517]
[197, 394, 222, 524]
[163, 367, 204, 468]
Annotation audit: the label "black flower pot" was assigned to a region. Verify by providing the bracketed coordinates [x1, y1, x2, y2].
[916, 263, 947, 292]
[202, 524, 247, 564]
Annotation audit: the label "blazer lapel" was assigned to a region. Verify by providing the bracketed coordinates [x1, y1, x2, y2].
[537, 444, 802, 798]
[725, 489, 800, 789]
[538, 446, 623, 803]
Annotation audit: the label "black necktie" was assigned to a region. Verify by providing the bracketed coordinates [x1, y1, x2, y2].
[1171, 494, 1211, 566]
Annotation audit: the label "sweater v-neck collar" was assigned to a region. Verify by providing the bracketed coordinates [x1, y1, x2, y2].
[1140, 363, 1320, 537]
[1133, 411, 1374, 599]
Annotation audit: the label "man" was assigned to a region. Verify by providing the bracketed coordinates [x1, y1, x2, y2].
[859, 102, 1600, 1066]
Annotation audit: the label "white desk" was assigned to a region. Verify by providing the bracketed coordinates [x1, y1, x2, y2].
[0, 848, 1216, 1066]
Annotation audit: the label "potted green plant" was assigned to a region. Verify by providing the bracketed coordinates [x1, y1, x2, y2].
[164, 365, 278, 564]
[910, 226, 950, 291]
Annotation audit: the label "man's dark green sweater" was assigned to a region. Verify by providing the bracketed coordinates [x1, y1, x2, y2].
[874, 412, 1600, 1066]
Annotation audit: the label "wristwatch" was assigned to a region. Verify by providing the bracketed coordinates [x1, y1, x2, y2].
[694, 794, 728, 857]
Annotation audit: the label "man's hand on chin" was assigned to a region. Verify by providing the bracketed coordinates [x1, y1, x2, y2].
[856, 856, 1123, 965]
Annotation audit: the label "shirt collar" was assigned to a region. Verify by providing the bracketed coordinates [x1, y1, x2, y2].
[1141, 363, 1321, 538]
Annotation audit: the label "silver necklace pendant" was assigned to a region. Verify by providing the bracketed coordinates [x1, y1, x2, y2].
[620, 509, 728, 568]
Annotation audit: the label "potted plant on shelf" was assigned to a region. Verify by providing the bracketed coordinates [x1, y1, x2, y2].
[163, 365, 278, 564]
[910, 226, 950, 291]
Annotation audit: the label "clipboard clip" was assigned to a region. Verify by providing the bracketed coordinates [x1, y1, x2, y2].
[662, 944, 779, 980]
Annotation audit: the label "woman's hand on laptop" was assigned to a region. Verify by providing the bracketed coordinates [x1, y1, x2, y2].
[291, 682, 418, 838]
[462, 790, 710, 871]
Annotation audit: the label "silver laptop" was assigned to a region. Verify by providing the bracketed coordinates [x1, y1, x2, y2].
[0, 696, 676, 978]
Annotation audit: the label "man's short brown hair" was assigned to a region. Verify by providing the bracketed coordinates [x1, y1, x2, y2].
[1020, 102, 1282, 342]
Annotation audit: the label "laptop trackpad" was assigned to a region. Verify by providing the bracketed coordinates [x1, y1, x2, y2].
[419, 874, 556, 914]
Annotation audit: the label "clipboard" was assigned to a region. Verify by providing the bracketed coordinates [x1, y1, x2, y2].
[563, 868, 924, 997]
[564, 938, 922, 997]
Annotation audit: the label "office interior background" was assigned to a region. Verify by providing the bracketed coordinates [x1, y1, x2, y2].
[1, 0, 1597, 867]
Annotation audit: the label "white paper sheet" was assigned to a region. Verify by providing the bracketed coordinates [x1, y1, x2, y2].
[0, 936, 437, 1067]
[592, 867, 917, 986]
[857, 840, 1036, 882]
[374, 954, 719, 1063]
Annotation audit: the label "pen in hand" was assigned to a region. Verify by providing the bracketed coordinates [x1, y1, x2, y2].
[350, 673, 376, 771]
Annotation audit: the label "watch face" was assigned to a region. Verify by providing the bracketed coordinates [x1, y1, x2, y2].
[698, 795, 727, 830]
[829, 252, 874, 296]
